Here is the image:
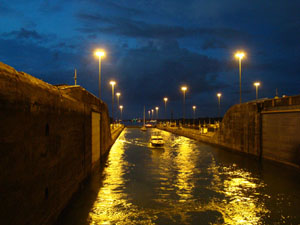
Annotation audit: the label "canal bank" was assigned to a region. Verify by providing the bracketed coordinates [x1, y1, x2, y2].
[0, 62, 124, 225]
[159, 94, 300, 169]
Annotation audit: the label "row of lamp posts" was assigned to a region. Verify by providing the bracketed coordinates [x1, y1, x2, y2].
[95, 49, 261, 125]
[95, 49, 123, 126]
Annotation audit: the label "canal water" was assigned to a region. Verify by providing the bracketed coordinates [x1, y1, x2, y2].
[56, 128, 300, 225]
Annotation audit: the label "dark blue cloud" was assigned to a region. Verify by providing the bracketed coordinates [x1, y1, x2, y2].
[3, 28, 43, 40]
[1, 0, 300, 118]
[77, 13, 247, 41]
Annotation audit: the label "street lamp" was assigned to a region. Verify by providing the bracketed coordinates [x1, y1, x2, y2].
[148, 110, 151, 120]
[119, 105, 123, 121]
[217, 93, 222, 117]
[116, 92, 121, 122]
[181, 86, 187, 124]
[151, 109, 154, 120]
[235, 51, 245, 104]
[155, 107, 159, 120]
[163, 97, 168, 120]
[94, 49, 105, 99]
[192, 105, 196, 125]
[253, 82, 260, 100]
[109, 80, 116, 127]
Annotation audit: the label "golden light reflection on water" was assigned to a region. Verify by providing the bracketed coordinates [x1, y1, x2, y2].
[87, 128, 272, 224]
[207, 160, 270, 224]
[88, 129, 157, 224]
[174, 136, 196, 201]
[88, 130, 132, 224]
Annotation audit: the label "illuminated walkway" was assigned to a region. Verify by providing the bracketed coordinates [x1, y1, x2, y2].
[56, 128, 300, 225]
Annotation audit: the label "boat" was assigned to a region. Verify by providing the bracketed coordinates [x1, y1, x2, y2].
[141, 106, 147, 131]
[150, 135, 164, 146]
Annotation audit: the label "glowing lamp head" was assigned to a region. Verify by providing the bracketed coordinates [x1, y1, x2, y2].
[217, 93, 222, 97]
[109, 81, 116, 86]
[235, 51, 245, 60]
[119, 105, 123, 109]
[116, 92, 121, 97]
[254, 82, 260, 87]
[193, 106, 196, 110]
[155, 107, 159, 110]
[164, 97, 168, 102]
[151, 109, 154, 113]
[181, 86, 187, 92]
[94, 50, 105, 57]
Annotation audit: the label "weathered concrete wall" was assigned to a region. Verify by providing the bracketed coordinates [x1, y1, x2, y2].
[0, 62, 117, 225]
[160, 95, 300, 168]
[215, 103, 260, 156]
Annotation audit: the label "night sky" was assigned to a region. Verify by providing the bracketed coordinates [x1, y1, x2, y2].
[1, 0, 300, 119]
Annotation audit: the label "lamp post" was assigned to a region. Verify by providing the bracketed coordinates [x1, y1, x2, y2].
[217, 93, 222, 118]
[148, 110, 151, 120]
[109, 81, 116, 127]
[116, 92, 121, 122]
[181, 86, 187, 125]
[253, 82, 260, 100]
[155, 107, 159, 120]
[94, 50, 105, 99]
[192, 105, 196, 125]
[163, 97, 168, 120]
[151, 109, 154, 120]
[119, 105, 123, 122]
[235, 51, 245, 104]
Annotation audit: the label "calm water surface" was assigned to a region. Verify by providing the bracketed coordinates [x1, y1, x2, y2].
[56, 128, 300, 224]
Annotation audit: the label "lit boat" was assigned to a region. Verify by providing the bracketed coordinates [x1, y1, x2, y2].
[150, 135, 164, 146]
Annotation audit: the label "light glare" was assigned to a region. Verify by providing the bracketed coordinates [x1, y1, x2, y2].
[235, 51, 245, 59]
[95, 50, 105, 57]
[181, 86, 187, 91]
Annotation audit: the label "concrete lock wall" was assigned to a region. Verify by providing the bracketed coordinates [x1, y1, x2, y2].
[91, 112, 101, 166]
[214, 96, 300, 168]
[262, 111, 300, 166]
[215, 103, 260, 156]
[0, 62, 114, 225]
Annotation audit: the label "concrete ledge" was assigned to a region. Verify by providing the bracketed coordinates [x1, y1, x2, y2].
[111, 125, 125, 142]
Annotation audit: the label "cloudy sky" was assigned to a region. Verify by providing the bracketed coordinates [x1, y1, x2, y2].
[1, 0, 300, 118]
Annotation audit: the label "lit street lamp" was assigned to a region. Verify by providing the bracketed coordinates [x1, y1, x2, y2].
[253, 82, 260, 100]
[119, 105, 123, 121]
[163, 97, 168, 120]
[109, 81, 116, 126]
[148, 110, 151, 120]
[181, 86, 187, 124]
[94, 49, 105, 99]
[217, 93, 222, 117]
[116, 92, 121, 122]
[235, 51, 245, 104]
[151, 109, 154, 120]
[155, 107, 159, 120]
[192, 105, 196, 125]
